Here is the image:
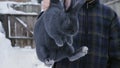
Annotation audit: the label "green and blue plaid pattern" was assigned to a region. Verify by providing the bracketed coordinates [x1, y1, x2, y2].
[52, 0, 120, 68]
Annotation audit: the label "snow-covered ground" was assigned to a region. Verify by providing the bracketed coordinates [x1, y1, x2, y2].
[0, 21, 50, 68]
[0, 1, 52, 68]
[0, 1, 38, 15]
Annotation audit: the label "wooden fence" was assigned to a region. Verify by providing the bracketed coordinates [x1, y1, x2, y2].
[0, 14, 38, 48]
[0, 1, 41, 48]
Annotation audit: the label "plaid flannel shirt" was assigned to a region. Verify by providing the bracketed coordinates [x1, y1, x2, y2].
[52, 0, 120, 68]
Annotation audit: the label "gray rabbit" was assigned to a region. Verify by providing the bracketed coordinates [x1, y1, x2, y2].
[34, 0, 88, 66]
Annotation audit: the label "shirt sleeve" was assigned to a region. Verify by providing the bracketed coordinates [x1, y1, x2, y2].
[108, 12, 120, 68]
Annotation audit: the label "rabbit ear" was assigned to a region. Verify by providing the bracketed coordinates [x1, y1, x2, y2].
[64, 0, 71, 11]
[59, 0, 71, 11]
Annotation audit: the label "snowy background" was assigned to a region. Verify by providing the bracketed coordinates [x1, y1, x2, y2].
[0, 1, 38, 15]
[0, 1, 51, 68]
[0, 21, 51, 68]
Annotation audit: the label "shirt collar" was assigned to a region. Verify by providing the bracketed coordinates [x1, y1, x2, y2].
[83, 0, 100, 9]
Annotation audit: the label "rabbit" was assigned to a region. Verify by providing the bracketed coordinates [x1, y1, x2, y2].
[34, 0, 88, 66]
[43, 0, 87, 47]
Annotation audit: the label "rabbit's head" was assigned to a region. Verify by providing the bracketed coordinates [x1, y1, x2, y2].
[57, 0, 86, 36]
[43, 0, 87, 42]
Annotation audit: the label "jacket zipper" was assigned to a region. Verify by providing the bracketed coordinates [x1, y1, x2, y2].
[82, 2, 89, 68]
[84, 3, 89, 46]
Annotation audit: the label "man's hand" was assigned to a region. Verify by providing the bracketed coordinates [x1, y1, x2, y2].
[44, 59, 54, 67]
[41, 0, 72, 11]
[41, 0, 50, 11]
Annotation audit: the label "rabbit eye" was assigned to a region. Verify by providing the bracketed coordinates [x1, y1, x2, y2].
[65, 18, 71, 25]
[67, 20, 71, 24]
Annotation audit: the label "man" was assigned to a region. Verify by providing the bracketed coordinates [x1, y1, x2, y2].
[38, 0, 120, 68]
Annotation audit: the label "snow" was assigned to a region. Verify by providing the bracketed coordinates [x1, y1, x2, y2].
[0, 1, 51, 68]
[0, 21, 5, 34]
[0, 22, 51, 68]
[0, 1, 39, 15]
[31, 0, 38, 3]
[104, 0, 120, 5]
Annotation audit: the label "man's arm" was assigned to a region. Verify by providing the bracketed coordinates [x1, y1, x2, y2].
[108, 12, 120, 68]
